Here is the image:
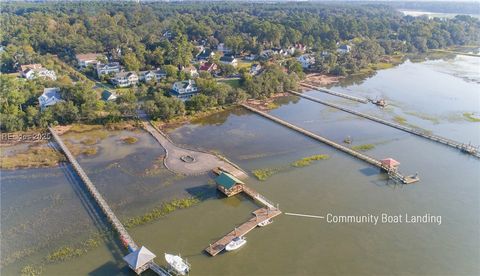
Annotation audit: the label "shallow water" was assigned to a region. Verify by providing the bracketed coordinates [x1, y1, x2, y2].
[1, 55, 479, 275]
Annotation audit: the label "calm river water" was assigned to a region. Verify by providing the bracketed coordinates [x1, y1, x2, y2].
[1, 54, 479, 275]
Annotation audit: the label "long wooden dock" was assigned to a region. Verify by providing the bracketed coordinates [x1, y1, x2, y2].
[240, 104, 417, 184]
[288, 90, 480, 158]
[48, 127, 170, 276]
[205, 206, 281, 256]
[300, 82, 369, 103]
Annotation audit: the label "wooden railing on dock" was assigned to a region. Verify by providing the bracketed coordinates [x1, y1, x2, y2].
[288, 90, 480, 158]
[205, 207, 281, 256]
[300, 82, 369, 103]
[48, 127, 170, 276]
[240, 104, 416, 184]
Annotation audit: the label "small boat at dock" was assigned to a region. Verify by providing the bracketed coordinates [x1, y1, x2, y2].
[258, 219, 273, 227]
[225, 237, 246, 251]
[165, 253, 190, 275]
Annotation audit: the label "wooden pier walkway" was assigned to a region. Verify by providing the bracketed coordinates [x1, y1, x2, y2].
[288, 90, 480, 158]
[300, 82, 369, 103]
[240, 104, 417, 184]
[205, 206, 281, 256]
[48, 127, 170, 276]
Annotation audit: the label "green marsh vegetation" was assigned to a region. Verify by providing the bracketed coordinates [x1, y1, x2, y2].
[122, 136, 138, 144]
[290, 154, 330, 167]
[463, 112, 480, 122]
[351, 144, 375, 152]
[0, 145, 65, 170]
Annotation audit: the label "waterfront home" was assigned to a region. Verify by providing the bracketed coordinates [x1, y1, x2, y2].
[215, 171, 244, 197]
[76, 53, 104, 67]
[96, 62, 121, 76]
[38, 87, 62, 110]
[138, 70, 166, 82]
[219, 55, 238, 67]
[20, 64, 57, 80]
[111, 71, 139, 87]
[296, 54, 315, 69]
[196, 48, 215, 61]
[170, 80, 198, 100]
[199, 62, 217, 73]
[123, 246, 156, 275]
[337, 44, 352, 54]
[101, 90, 118, 102]
[249, 64, 262, 75]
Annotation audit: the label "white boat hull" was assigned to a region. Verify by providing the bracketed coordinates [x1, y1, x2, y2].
[225, 238, 246, 251]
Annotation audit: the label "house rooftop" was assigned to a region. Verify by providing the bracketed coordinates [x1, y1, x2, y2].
[76, 53, 102, 61]
[215, 172, 244, 189]
[220, 55, 236, 62]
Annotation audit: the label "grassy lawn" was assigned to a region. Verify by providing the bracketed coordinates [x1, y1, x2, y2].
[236, 60, 253, 70]
[219, 78, 242, 88]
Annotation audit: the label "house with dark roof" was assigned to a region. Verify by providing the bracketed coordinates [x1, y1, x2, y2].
[215, 172, 244, 197]
[337, 44, 352, 54]
[196, 48, 215, 61]
[101, 90, 118, 102]
[219, 55, 238, 67]
[96, 62, 121, 76]
[170, 80, 198, 100]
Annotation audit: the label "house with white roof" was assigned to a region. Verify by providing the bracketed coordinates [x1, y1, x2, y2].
[38, 87, 62, 110]
[96, 62, 121, 76]
[296, 54, 315, 69]
[20, 64, 57, 81]
[76, 53, 104, 68]
[170, 80, 198, 100]
[111, 71, 139, 87]
[139, 70, 166, 82]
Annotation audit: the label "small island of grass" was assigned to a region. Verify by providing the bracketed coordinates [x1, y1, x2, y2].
[122, 136, 138, 144]
[0, 146, 66, 170]
[351, 144, 375, 152]
[252, 168, 278, 181]
[463, 112, 480, 122]
[290, 154, 330, 167]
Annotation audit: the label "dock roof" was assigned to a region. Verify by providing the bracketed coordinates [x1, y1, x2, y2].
[123, 246, 156, 270]
[215, 172, 244, 189]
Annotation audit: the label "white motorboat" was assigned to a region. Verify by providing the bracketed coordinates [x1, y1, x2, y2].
[258, 219, 273, 227]
[225, 237, 246, 251]
[165, 253, 190, 275]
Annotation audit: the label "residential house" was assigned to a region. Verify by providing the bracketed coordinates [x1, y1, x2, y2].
[296, 54, 315, 69]
[101, 90, 118, 102]
[170, 80, 198, 100]
[219, 55, 238, 67]
[337, 44, 352, 54]
[111, 71, 139, 87]
[38, 87, 62, 110]
[249, 64, 262, 75]
[196, 49, 215, 61]
[244, 54, 257, 61]
[20, 64, 57, 81]
[138, 70, 166, 82]
[199, 62, 217, 73]
[182, 65, 199, 78]
[96, 62, 121, 76]
[259, 49, 276, 59]
[76, 53, 103, 67]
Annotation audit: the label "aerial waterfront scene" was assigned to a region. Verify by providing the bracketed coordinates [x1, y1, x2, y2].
[0, 1, 479, 276]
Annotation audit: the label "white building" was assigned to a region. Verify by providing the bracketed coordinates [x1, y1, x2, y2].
[138, 70, 166, 82]
[76, 53, 104, 67]
[182, 65, 199, 78]
[111, 71, 139, 87]
[217, 43, 231, 53]
[38, 87, 62, 110]
[96, 62, 121, 76]
[170, 80, 198, 100]
[219, 55, 238, 67]
[296, 54, 315, 69]
[20, 64, 57, 81]
[337, 44, 352, 54]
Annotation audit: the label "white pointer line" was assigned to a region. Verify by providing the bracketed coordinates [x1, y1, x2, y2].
[285, 212, 325, 219]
